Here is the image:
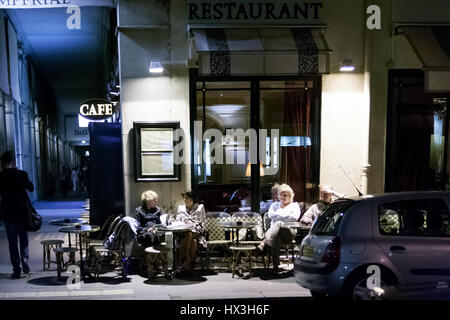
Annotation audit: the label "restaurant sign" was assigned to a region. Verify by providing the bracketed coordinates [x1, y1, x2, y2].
[0, 0, 114, 8]
[78, 98, 114, 121]
[188, 0, 324, 25]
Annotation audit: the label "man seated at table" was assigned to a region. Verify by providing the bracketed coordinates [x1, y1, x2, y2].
[260, 183, 280, 215]
[257, 183, 300, 271]
[300, 185, 345, 227]
[172, 191, 206, 271]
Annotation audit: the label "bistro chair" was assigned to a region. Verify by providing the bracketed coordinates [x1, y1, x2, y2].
[231, 211, 263, 245]
[86, 214, 122, 249]
[203, 212, 232, 270]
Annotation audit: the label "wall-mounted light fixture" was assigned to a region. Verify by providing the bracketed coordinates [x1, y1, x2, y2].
[339, 59, 355, 72]
[149, 61, 164, 73]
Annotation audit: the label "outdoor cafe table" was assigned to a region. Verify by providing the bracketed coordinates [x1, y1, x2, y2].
[219, 221, 259, 246]
[58, 224, 100, 280]
[280, 221, 310, 230]
[49, 219, 88, 248]
[153, 224, 194, 276]
[280, 221, 311, 241]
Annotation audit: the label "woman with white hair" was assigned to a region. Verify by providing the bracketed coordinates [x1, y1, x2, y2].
[257, 183, 300, 270]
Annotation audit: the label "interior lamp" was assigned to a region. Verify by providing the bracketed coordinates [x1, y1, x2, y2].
[149, 61, 164, 73]
[339, 59, 355, 72]
[245, 162, 265, 177]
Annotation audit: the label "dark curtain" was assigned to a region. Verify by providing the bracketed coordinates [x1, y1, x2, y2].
[280, 89, 312, 203]
[395, 108, 434, 191]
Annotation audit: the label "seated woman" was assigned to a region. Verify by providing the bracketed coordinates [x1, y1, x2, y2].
[135, 190, 163, 248]
[257, 184, 300, 270]
[173, 191, 206, 271]
[300, 185, 345, 226]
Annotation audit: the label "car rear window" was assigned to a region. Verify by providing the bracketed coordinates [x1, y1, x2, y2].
[310, 199, 356, 236]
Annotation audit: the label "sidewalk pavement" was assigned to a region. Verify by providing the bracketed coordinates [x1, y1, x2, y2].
[0, 197, 311, 300]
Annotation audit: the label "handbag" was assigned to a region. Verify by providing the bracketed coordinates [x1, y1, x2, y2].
[25, 194, 42, 232]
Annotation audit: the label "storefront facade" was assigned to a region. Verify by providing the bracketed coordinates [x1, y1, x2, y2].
[117, 0, 450, 215]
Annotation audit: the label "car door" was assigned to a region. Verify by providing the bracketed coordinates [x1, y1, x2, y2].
[374, 197, 450, 293]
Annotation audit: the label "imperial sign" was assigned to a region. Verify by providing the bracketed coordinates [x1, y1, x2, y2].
[78, 99, 114, 120]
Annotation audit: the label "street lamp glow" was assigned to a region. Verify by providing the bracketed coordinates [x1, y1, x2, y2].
[149, 61, 163, 73]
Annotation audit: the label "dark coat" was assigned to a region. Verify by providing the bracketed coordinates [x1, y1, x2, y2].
[135, 205, 162, 229]
[0, 168, 34, 222]
[135, 206, 162, 248]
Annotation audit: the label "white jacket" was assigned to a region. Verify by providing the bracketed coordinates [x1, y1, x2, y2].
[268, 202, 301, 224]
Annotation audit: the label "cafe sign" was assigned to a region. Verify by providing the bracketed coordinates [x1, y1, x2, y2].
[187, 0, 324, 25]
[78, 98, 114, 121]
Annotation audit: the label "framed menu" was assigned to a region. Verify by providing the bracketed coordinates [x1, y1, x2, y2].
[134, 121, 181, 181]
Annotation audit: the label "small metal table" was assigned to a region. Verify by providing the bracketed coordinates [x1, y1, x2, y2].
[220, 222, 259, 246]
[49, 219, 88, 248]
[58, 224, 100, 280]
[153, 224, 194, 276]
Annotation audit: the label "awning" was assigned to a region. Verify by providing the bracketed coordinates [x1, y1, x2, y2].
[399, 26, 450, 92]
[189, 28, 331, 76]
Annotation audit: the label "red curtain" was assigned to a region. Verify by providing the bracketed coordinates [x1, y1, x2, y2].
[280, 88, 312, 203]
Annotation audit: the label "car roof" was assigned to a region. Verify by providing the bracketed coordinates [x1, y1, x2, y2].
[345, 191, 450, 203]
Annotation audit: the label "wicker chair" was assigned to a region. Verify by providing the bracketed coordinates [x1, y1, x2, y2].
[231, 211, 264, 245]
[203, 212, 232, 270]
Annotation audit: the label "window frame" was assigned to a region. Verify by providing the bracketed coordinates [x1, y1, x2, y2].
[189, 69, 322, 211]
[133, 121, 181, 182]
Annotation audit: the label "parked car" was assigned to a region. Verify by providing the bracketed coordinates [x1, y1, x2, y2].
[294, 191, 450, 300]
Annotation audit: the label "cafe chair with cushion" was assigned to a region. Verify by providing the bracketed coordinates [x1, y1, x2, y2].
[86, 217, 129, 279]
[203, 212, 232, 270]
[85, 214, 122, 249]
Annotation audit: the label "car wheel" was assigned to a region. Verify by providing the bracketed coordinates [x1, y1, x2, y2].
[310, 290, 329, 300]
[343, 269, 393, 300]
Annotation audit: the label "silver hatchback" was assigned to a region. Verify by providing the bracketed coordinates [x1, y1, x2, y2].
[294, 191, 450, 300]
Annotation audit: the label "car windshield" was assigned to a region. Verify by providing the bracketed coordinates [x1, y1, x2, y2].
[310, 199, 356, 236]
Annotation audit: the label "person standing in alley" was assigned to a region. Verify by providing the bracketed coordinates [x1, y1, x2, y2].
[0, 151, 34, 279]
[71, 166, 79, 194]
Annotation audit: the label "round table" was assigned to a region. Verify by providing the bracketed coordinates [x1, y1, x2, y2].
[58, 224, 100, 280]
[220, 222, 259, 245]
[153, 224, 194, 276]
[49, 219, 88, 247]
